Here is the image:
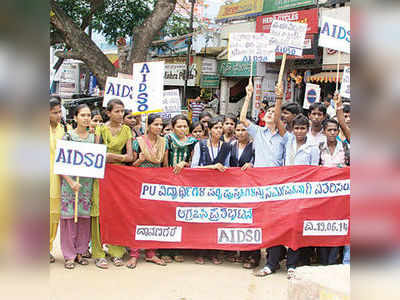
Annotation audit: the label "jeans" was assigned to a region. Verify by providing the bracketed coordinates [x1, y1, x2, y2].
[343, 245, 350, 264]
[266, 246, 299, 271]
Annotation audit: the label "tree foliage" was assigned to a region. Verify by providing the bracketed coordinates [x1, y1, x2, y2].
[51, 0, 185, 86]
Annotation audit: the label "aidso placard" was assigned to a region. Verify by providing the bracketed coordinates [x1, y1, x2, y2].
[54, 140, 107, 178]
[103, 76, 135, 110]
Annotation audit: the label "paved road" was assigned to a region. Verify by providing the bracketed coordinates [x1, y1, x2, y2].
[50, 234, 289, 300]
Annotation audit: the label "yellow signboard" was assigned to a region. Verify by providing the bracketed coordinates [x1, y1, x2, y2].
[216, 0, 263, 23]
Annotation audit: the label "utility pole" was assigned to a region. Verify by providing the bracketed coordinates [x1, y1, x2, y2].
[183, 0, 195, 108]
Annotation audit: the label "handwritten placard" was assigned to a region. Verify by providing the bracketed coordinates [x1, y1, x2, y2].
[163, 89, 181, 113]
[340, 66, 350, 98]
[270, 20, 307, 56]
[54, 140, 107, 179]
[228, 32, 276, 62]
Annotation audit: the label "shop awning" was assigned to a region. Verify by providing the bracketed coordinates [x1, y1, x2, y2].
[307, 72, 343, 83]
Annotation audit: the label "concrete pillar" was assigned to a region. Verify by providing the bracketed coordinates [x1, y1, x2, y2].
[220, 78, 229, 115]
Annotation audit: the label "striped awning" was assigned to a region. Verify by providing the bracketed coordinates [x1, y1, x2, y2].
[307, 72, 343, 83]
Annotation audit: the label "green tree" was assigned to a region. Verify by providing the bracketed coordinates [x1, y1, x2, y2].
[50, 0, 187, 87]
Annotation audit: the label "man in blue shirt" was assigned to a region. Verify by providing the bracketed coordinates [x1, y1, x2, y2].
[240, 80, 288, 167]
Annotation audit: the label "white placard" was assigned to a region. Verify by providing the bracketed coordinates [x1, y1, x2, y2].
[103, 61, 165, 114]
[270, 20, 307, 56]
[103, 76, 135, 110]
[131, 61, 165, 114]
[228, 32, 276, 62]
[54, 140, 107, 179]
[318, 16, 350, 54]
[340, 66, 350, 98]
[303, 219, 349, 236]
[135, 225, 182, 242]
[303, 83, 321, 109]
[217, 228, 262, 244]
[163, 89, 181, 113]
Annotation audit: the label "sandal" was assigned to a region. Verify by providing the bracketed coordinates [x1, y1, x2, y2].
[50, 253, 55, 264]
[145, 256, 167, 266]
[173, 255, 184, 263]
[194, 257, 205, 265]
[64, 259, 75, 269]
[161, 255, 173, 263]
[287, 268, 296, 280]
[211, 256, 223, 265]
[110, 256, 124, 267]
[82, 249, 92, 259]
[243, 257, 258, 269]
[253, 266, 274, 277]
[95, 258, 109, 269]
[126, 257, 137, 269]
[226, 255, 236, 263]
[75, 254, 89, 265]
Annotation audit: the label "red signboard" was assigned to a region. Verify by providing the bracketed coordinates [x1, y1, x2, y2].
[256, 8, 319, 34]
[99, 165, 350, 251]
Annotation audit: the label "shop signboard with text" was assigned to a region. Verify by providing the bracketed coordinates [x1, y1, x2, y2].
[262, 0, 316, 14]
[256, 8, 318, 35]
[216, 0, 263, 23]
[218, 60, 257, 77]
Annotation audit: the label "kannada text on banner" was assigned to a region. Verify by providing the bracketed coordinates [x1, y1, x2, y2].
[99, 165, 350, 250]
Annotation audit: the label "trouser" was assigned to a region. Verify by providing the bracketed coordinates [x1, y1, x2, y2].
[108, 245, 126, 259]
[49, 221, 59, 252]
[319, 246, 340, 265]
[266, 246, 299, 271]
[130, 249, 156, 258]
[60, 218, 91, 260]
[91, 216, 106, 259]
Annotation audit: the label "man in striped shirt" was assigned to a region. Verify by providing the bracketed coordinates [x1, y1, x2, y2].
[189, 96, 206, 123]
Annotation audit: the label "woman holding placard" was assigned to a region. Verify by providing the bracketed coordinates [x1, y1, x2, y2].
[93, 99, 134, 268]
[126, 113, 169, 268]
[59, 104, 95, 269]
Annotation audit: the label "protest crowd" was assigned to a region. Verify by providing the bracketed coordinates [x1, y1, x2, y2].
[49, 78, 351, 279]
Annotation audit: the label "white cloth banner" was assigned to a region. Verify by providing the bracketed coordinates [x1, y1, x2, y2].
[303, 83, 321, 110]
[54, 140, 107, 179]
[103, 61, 165, 114]
[270, 20, 307, 57]
[340, 66, 351, 98]
[228, 32, 276, 62]
[163, 89, 181, 113]
[318, 16, 350, 54]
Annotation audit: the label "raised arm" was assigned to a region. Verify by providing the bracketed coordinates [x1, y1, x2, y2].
[334, 92, 351, 142]
[273, 83, 286, 137]
[240, 79, 253, 127]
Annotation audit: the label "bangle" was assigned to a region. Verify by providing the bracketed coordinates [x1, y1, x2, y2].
[336, 105, 343, 110]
